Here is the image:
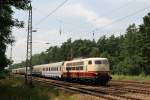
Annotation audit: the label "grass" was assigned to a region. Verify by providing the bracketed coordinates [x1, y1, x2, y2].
[0, 76, 74, 100]
[112, 74, 150, 82]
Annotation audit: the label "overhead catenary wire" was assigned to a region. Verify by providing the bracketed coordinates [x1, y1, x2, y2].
[17, 0, 149, 39]
[29, 0, 137, 35]
[92, 5, 150, 33]
[98, 0, 135, 17]
[34, 0, 69, 27]
[32, 0, 136, 34]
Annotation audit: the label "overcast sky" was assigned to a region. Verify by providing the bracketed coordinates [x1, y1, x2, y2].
[6, 0, 150, 63]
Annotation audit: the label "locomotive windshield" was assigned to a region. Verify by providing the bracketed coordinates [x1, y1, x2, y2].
[95, 60, 109, 64]
[95, 60, 102, 64]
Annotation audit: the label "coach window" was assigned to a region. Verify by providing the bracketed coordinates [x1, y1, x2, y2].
[49, 68, 51, 71]
[88, 60, 92, 65]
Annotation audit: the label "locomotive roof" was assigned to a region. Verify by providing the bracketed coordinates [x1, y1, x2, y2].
[65, 57, 108, 63]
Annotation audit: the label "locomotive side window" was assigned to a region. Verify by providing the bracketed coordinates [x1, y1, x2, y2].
[76, 67, 80, 70]
[79, 66, 83, 70]
[66, 67, 71, 71]
[88, 60, 92, 65]
[72, 67, 75, 70]
[95, 60, 102, 64]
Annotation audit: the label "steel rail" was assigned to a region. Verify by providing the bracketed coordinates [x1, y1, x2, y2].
[33, 77, 141, 100]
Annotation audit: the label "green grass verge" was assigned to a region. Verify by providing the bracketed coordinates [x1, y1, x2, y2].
[112, 74, 150, 82]
[0, 77, 74, 100]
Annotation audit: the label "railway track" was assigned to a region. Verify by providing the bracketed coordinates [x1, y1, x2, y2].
[14, 75, 150, 99]
[109, 80, 150, 95]
[110, 80, 150, 88]
[32, 77, 147, 100]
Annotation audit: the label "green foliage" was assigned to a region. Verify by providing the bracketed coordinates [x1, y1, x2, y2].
[112, 74, 150, 82]
[0, 78, 74, 100]
[139, 13, 150, 75]
[0, 0, 30, 70]
[0, 70, 9, 79]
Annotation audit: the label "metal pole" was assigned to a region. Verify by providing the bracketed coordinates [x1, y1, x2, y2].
[25, 15, 29, 84]
[9, 43, 13, 78]
[25, 2, 33, 86]
[70, 38, 73, 60]
[30, 2, 33, 86]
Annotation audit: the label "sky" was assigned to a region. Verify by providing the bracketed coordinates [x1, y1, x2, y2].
[6, 0, 150, 63]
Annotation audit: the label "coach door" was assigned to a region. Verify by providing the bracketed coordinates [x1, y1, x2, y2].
[66, 63, 71, 80]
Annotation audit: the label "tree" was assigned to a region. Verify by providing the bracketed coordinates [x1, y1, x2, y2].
[139, 13, 150, 75]
[0, 0, 30, 70]
[97, 35, 107, 53]
[116, 24, 143, 75]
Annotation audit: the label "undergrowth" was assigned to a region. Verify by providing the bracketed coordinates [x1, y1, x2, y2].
[0, 76, 74, 100]
[112, 74, 150, 82]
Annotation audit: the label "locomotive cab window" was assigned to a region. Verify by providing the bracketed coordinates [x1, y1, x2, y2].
[88, 60, 92, 65]
[95, 60, 102, 64]
[102, 60, 109, 64]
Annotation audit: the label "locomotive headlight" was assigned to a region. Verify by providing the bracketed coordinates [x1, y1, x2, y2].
[95, 73, 98, 75]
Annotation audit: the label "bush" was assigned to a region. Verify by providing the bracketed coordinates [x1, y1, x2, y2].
[0, 70, 9, 79]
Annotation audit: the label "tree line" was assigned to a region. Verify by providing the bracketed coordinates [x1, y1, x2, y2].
[12, 13, 150, 76]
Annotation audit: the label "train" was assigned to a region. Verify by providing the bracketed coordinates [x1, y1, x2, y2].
[12, 57, 111, 85]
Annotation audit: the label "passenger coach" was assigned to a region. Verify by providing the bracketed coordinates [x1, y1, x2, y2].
[32, 62, 64, 79]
